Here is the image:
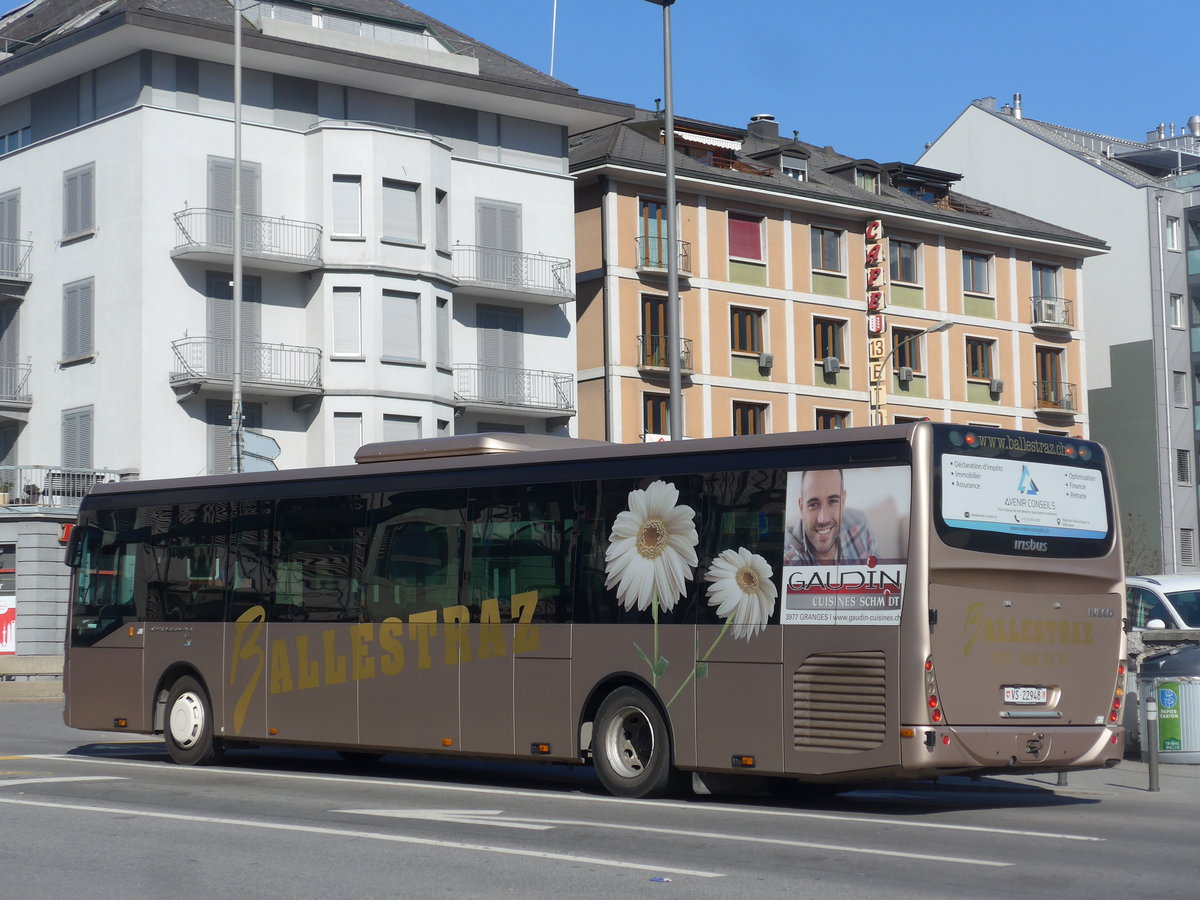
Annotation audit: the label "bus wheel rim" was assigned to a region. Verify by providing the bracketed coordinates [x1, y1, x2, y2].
[169, 691, 204, 749]
[603, 705, 654, 779]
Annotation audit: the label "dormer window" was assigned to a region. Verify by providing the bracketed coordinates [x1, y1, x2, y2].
[781, 155, 808, 181]
[855, 168, 880, 194]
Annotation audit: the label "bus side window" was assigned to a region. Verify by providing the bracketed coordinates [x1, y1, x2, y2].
[273, 495, 369, 623]
[363, 491, 466, 623]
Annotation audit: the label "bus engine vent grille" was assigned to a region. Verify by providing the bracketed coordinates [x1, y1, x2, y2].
[793, 651, 887, 752]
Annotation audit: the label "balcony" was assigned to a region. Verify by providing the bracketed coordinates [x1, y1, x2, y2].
[454, 364, 575, 418]
[1033, 380, 1078, 414]
[1031, 296, 1074, 331]
[0, 238, 32, 298]
[452, 246, 573, 304]
[0, 465, 133, 510]
[634, 236, 692, 277]
[172, 208, 323, 272]
[170, 337, 323, 400]
[0, 363, 31, 421]
[636, 334, 694, 375]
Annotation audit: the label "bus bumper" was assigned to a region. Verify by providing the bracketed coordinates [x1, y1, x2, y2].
[901, 724, 1125, 773]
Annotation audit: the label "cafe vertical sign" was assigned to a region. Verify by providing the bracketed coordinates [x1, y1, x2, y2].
[865, 219, 888, 425]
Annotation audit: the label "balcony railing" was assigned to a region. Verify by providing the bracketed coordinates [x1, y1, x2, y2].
[1031, 296, 1074, 329]
[637, 334, 694, 372]
[171, 337, 322, 392]
[0, 465, 133, 509]
[1033, 380, 1077, 412]
[0, 363, 31, 404]
[454, 364, 574, 413]
[634, 236, 692, 276]
[172, 208, 323, 269]
[0, 239, 32, 281]
[452, 246, 572, 300]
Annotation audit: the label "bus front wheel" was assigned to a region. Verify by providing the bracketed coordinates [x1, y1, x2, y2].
[164, 675, 219, 766]
[593, 687, 674, 798]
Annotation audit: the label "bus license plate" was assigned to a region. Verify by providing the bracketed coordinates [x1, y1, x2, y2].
[1003, 686, 1047, 704]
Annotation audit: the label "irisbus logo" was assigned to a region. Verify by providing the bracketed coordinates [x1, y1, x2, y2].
[1013, 538, 1048, 552]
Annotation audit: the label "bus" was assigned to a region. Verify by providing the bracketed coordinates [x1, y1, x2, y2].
[63, 423, 1126, 798]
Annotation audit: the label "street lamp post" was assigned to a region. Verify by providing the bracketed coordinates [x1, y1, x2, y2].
[870, 320, 954, 426]
[644, 0, 681, 441]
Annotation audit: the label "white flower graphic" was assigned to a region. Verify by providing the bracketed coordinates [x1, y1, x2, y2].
[604, 480, 698, 613]
[704, 547, 777, 640]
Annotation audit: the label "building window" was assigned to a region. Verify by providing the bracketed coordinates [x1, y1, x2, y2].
[1, 126, 29, 157]
[815, 409, 847, 430]
[1178, 449, 1193, 485]
[62, 278, 94, 362]
[63, 163, 95, 238]
[889, 239, 920, 284]
[643, 393, 668, 437]
[1166, 216, 1180, 252]
[891, 327, 922, 372]
[382, 179, 420, 244]
[1170, 293, 1185, 328]
[435, 296, 450, 368]
[732, 401, 767, 436]
[966, 337, 994, 380]
[383, 414, 421, 442]
[730, 307, 763, 354]
[331, 174, 362, 237]
[781, 155, 807, 181]
[811, 227, 842, 272]
[62, 405, 93, 469]
[1032, 263, 1060, 299]
[1174, 371, 1189, 408]
[813, 317, 844, 363]
[855, 169, 879, 193]
[333, 412, 362, 466]
[1181, 528, 1196, 567]
[962, 252, 991, 294]
[331, 287, 361, 357]
[435, 189, 449, 254]
[728, 212, 763, 261]
[382, 290, 421, 362]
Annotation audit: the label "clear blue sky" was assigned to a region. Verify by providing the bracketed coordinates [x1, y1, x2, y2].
[0, 0, 1192, 162]
[413, 0, 1195, 163]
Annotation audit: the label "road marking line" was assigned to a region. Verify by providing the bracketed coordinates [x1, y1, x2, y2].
[27, 754, 1101, 842]
[0, 796, 723, 879]
[337, 809, 553, 830]
[339, 808, 1010, 867]
[0, 776, 124, 789]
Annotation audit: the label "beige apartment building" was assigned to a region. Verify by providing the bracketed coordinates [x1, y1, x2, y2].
[571, 112, 1107, 442]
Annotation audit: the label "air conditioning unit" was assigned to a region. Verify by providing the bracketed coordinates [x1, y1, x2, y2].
[1038, 298, 1064, 325]
[822, 356, 840, 375]
[898, 366, 914, 383]
[758, 351, 774, 369]
[990, 378, 1005, 394]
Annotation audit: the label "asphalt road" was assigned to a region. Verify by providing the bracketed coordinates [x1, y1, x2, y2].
[1, 701, 1196, 899]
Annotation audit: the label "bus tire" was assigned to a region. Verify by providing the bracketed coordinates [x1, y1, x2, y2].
[593, 686, 674, 798]
[164, 675, 219, 766]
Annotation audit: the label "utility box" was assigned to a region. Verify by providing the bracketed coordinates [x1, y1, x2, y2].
[1138, 644, 1200, 764]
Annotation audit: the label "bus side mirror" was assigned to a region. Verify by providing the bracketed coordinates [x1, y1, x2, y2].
[64, 524, 92, 568]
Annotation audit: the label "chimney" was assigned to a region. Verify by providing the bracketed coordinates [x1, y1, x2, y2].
[747, 113, 779, 141]
[1012, 93, 1022, 120]
[1189, 115, 1200, 137]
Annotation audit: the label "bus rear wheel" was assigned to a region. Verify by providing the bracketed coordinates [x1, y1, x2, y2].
[593, 687, 674, 798]
[164, 675, 219, 766]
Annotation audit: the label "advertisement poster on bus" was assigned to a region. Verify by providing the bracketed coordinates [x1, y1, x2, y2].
[780, 465, 911, 626]
[0, 595, 14, 654]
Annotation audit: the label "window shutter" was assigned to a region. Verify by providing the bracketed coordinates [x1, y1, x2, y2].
[62, 406, 94, 469]
[62, 279, 94, 360]
[435, 297, 450, 367]
[728, 214, 762, 260]
[0, 190, 18, 243]
[63, 165, 94, 237]
[332, 287, 361, 356]
[1181, 529, 1196, 568]
[382, 414, 421, 442]
[476, 200, 520, 251]
[0, 302, 17, 367]
[332, 412, 362, 466]
[382, 291, 420, 360]
[382, 180, 419, 242]
[332, 175, 361, 235]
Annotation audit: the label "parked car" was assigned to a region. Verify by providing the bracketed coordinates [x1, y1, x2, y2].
[1126, 575, 1200, 630]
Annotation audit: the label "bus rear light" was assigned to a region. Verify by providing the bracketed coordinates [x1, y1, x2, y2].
[900, 727, 916, 738]
[731, 755, 756, 768]
[928, 695, 939, 709]
[942, 735, 950, 746]
[924, 658, 933, 672]
[931, 708, 942, 723]
[530, 742, 551, 755]
[1108, 710, 1119, 724]
[442, 738, 453, 747]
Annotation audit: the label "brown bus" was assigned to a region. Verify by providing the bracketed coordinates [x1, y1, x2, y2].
[63, 423, 1126, 798]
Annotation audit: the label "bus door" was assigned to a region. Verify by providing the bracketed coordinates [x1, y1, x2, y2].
[777, 463, 912, 777]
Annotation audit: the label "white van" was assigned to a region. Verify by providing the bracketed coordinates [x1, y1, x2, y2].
[1126, 575, 1200, 630]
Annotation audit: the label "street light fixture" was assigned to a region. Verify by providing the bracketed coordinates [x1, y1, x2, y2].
[869, 319, 955, 426]
[644, 0, 681, 440]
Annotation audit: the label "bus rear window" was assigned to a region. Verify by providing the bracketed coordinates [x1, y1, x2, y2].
[934, 428, 1113, 558]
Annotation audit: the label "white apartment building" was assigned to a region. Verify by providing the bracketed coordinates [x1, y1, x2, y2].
[0, 0, 628, 654]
